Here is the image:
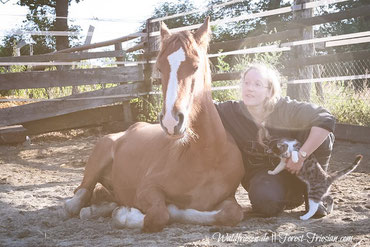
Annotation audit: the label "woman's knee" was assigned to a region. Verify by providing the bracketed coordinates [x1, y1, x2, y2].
[314, 132, 335, 171]
[247, 171, 285, 217]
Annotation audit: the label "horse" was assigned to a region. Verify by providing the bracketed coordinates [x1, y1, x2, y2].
[61, 17, 245, 233]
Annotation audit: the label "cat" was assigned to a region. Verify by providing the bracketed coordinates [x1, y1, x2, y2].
[267, 138, 301, 176]
[266, 138, 363, 220]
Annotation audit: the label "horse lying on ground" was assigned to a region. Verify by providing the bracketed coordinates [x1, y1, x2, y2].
[61, 17, 245, 232]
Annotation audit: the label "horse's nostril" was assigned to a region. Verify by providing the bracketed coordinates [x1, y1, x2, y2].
[177, 112, 184, 126]
[173, 112, 185, 135]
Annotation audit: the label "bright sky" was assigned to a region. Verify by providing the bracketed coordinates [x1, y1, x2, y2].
[0, 0, 207, 46]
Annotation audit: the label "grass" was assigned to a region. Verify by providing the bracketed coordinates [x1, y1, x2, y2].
[310, 81, 370, 127]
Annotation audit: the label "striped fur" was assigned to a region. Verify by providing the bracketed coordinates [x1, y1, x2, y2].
[268, 138, 363, 220]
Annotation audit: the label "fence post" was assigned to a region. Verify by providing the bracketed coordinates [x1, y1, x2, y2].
[115, 41, 133, 123]
[84, 25, 95, 45]
[114, 42, 125, 66]
[287, 0, 315, 102]
[72, 25, 95, 95]
[143, 18, 159, 121]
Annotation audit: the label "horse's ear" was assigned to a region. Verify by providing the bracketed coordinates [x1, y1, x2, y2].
[194, 16, 210, 47]
[160, 21, 171, 40]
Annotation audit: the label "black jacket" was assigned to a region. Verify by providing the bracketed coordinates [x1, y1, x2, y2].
[215, 97, 336, 183]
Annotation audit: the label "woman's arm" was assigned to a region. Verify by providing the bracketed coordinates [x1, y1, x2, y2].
[285, 126, 331, 175]
[276, 97, 335, 133]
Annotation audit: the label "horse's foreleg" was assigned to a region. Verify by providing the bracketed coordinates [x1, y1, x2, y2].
[137, 187, 169, 232]
[62, 134, 118, 218]
[112, 206, 145, 229]
[80, 202, 118, 220]
[165, 196, 242, 226]
[79, 184, 117, 220]
[167, 204, 220, 225]
[111, 187, 169, 232]
[61, 188, 92, 219]
[214, 196, 243, 226]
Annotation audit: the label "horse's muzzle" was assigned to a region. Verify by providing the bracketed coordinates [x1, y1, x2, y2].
[159, 111, 186, 137]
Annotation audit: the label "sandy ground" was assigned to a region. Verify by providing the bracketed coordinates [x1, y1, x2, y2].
[0, 127, 369, 247]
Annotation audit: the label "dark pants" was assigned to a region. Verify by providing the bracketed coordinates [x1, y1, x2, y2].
[243, 133, 334, 217]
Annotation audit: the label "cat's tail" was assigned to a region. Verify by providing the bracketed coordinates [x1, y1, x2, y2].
[330, 154, 363, 182]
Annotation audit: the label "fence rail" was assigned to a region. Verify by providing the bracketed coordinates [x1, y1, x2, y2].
[0, 0, 369, 143]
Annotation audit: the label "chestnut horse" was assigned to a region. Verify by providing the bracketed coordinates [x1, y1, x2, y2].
[62, 17, 244, 232]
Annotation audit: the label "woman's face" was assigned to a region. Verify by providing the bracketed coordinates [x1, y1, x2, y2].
[241, 68, 271, 107]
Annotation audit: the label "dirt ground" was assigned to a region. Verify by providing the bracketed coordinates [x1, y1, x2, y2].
[0, 127, 369, 247]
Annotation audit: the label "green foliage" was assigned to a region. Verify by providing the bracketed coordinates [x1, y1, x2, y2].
[214, 53, 230, 72]
[233, 48, 283, 72]
[0, 0, 83, 56]
[130, 93, 163, 123]
[211, 53, 239, 102]
[0, 61, 28, 96]
[311, 81, 370, 126]
[212, 80, 240, 103]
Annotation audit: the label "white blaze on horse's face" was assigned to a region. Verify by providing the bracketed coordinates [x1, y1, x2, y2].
[161, 47, 187, 136]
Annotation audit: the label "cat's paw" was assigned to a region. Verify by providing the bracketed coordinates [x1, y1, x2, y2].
[268, 170, 275, 175]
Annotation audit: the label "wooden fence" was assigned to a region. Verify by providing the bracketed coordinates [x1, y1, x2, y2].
[0, 0, 369, 144]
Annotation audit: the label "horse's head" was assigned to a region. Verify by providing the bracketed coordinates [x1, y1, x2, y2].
[156, 17, 211, 139]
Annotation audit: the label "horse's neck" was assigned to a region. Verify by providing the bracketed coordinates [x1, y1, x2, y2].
[190, 94, 227, 149]
[187, 60, 226, 150]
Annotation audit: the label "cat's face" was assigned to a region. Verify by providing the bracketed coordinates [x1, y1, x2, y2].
[268, 138, 301, 159]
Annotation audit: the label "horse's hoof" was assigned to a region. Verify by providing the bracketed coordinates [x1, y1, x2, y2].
[58, 204, 71, 220]
[112, 207, 129, 228]
[63, 198, 80, 216]
[112, 207, 145, 229]
[80, 206, 93, 220]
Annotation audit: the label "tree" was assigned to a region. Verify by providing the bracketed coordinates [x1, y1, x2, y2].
[18, 0, 83, 52]
[0, 0, 83, 57]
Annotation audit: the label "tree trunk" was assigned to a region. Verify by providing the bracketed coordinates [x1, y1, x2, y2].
[55, 0, 69, 51]
[55, 0, 71, 96]
[266, 0, 281, 32]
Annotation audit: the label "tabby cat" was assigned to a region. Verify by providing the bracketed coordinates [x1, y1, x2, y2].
[267, 138, 363, 220]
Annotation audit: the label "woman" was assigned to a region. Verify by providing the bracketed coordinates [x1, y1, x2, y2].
[215, 63, 335, 217]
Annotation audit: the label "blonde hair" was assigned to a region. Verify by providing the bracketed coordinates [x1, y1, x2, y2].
[241, 63, 282, 145]
[241, 63, 281, 112]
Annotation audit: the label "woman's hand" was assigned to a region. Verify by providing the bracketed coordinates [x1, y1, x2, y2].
[285, 156, 305, 175]
[286, 126, 331, 175]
